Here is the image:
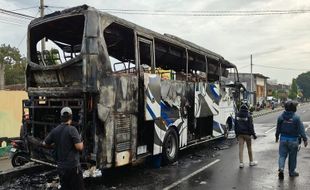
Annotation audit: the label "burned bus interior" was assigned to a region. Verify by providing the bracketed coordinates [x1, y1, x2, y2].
[30, 15, 84, 66]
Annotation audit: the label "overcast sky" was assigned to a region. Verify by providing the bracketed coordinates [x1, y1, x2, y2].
[1, 0, 310, 84]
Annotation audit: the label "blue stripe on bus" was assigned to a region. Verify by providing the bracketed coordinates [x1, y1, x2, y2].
[146, 103, 157, 120]
[209, 84, 220, 100]
[160, 101, 174, 126]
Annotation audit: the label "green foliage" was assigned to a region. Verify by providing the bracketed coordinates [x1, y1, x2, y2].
[296, 71, 310, 99]
[0, 44, 26, 85]
[271, 90, 278, 99]
[288, 79, 298, 100]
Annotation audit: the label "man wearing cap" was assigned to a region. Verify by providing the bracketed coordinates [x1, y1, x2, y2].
[43, 107, 85, 190]
[235, 102, 258, 168]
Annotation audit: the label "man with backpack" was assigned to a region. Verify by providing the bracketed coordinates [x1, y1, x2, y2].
[235, 101, 258, 168]
[275, 101, 308, 179]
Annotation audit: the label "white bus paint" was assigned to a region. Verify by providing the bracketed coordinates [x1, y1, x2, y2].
[163, 159, 220, 190]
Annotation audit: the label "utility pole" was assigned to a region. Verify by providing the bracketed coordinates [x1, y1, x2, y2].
[250, 54, 253, 105]
[40, 0, 45, 51]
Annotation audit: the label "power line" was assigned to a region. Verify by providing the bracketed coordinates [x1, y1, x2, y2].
[0, 19, 24, 26]
[47, 6, 310, 16]
[238, 64, 250, 70]
[98, 8, 310, 13]
[99, 8, 310, 16]
[254, 64, 310, 71]
[17, 11, 40, 49]
[0, 8, 35, 20]
[10, 6, 38, 12]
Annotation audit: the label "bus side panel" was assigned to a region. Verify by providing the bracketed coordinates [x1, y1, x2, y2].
[194, 82, 222, 138]
[156, 80, 192, 152]
[144, 73, 161, 120]
[213, 87, 236, 137]
[194, 82, 221, 118]
[97, 75, 138, 168]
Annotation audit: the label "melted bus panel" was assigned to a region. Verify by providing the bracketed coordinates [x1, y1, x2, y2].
[24, 5, 242, 170]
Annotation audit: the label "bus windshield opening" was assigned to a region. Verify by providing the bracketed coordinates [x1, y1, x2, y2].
[29, 15, 85, 66]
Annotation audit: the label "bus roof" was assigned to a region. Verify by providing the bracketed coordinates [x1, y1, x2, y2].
[29, 4, 236, 69]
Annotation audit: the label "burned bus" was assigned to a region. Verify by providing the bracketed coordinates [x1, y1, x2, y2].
[24, 5, 242, 169]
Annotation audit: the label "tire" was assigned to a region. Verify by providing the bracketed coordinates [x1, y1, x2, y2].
[162, 128, 179, 165]
[223, 121, 229, 139]
[11, 152, 29, 167]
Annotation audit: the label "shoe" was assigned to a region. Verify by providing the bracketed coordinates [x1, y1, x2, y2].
[249, 161, 258, 166]
[278, 169, 284, 180]
[289, 171, 299, 177]
[239, 163, 244, 168]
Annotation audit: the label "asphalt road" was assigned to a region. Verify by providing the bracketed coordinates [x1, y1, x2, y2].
[165, 103, 310, 190]
[1, 104, 310, 190]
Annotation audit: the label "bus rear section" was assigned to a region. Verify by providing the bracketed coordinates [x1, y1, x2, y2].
[25, 8, 142, 169]
[25, 11, 100, 166]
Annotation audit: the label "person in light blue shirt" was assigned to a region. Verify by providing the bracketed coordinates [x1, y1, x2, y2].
[275, 101, 308, 179]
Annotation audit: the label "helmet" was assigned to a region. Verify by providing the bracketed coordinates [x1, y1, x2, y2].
[240, 100, 249, 111]
[284, 101, 297, 112]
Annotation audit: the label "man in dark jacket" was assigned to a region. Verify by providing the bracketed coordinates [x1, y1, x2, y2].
[276, 101, 308, 179]
[43, 107, 85, 190]
[235, 102, 257, 168]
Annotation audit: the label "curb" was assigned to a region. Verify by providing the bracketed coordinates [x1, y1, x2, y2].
[253, 108, 283, 118]
[0, 156, 9, 161]
[252, 102, 310, 118]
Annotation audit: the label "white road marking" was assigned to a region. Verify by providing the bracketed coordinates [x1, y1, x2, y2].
[163, 159, 220, 190]
[262, 122, 310, 134]
[264, 126, 277, 134]
[303, 122, 310, 131]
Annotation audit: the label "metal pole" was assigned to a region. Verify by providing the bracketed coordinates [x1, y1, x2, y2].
[40, 0, 45, 51]
[250, 54, 253, 105]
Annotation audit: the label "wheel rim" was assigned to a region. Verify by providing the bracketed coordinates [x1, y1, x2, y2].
[14, 155, 27, 166]
[166, 134, 176, 159]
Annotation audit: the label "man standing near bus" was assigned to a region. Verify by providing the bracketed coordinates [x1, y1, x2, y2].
[275, 101, 307, 180]
[43, 107, 85, 190]
[235, 102, 258, 168]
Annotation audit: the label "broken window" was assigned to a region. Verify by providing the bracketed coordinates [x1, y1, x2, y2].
[104, 23, 135, 73]
[136, 37, 154, 74]
[154, 39, 186, 80]
[29, 15, 85, 66]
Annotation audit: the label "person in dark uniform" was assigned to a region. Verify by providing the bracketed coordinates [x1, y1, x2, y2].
[235, 101, 258, 168]
[43, 107, 85, 190]
[276, 101, 308, 179]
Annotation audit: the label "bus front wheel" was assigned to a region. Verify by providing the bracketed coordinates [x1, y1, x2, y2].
[162, 128, 179, 165]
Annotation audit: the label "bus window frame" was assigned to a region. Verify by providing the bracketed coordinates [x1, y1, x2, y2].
[137, 36, 156, 74]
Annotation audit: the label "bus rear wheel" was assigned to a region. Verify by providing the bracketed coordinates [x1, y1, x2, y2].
[162, 128, 179, 165]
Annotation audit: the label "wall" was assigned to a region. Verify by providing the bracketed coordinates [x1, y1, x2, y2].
[0, 91, 27, 138]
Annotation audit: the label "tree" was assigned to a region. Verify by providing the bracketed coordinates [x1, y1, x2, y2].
[288, 79, 298, 100]
[296, 72, 310, 99]
[0, 44, 26, 88]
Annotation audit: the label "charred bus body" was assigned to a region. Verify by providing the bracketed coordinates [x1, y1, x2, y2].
[24, 5, 242, 169]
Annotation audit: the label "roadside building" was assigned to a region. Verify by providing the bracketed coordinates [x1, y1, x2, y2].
[267, 82, 290, 102]
[227, 73, 269, 106]
[0, 85, 27, 139]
